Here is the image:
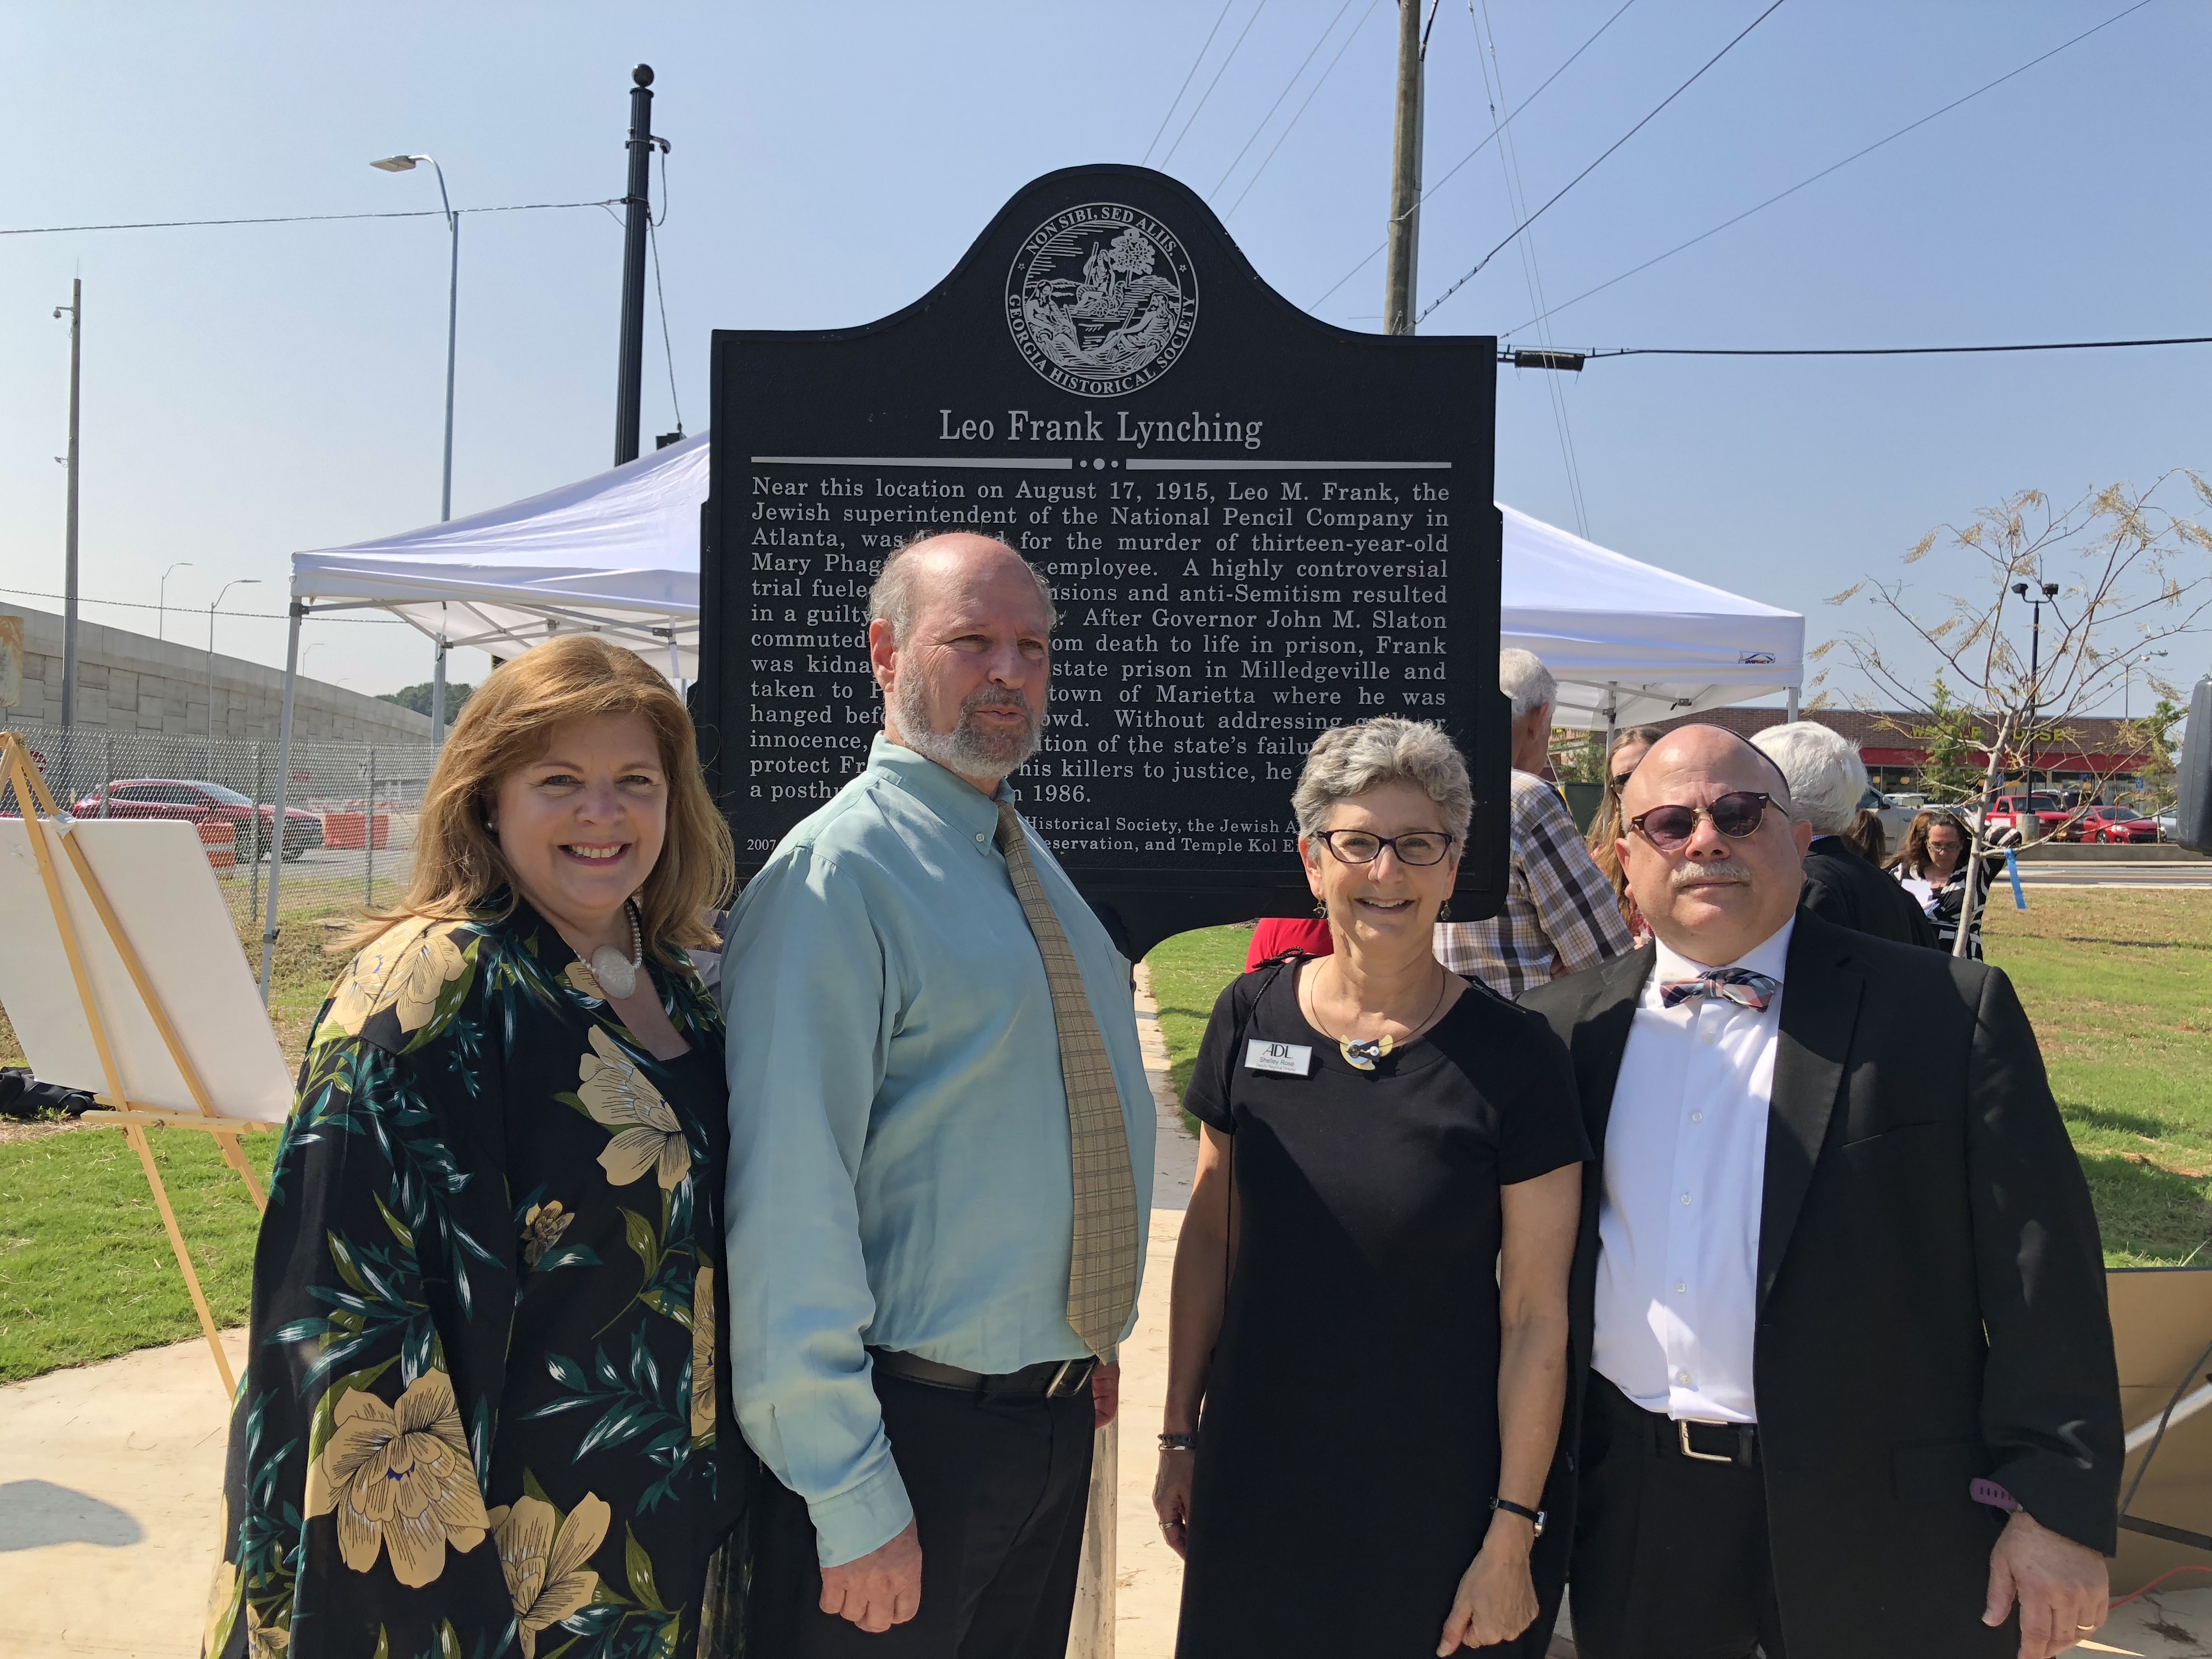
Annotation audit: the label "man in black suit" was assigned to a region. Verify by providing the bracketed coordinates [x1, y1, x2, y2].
[1523, 724, 2118, 1659]
[1752, 720, 1939, 949]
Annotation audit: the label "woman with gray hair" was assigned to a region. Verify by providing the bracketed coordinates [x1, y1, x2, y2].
[1154, 717, 1587, 1657]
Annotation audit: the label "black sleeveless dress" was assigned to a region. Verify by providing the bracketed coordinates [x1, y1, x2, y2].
[1175, 960, 1588, 1658]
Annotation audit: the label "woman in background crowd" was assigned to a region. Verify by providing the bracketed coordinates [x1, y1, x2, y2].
[1158, 717, 1585, 1658]
[1841, 806, 1887, 866]
[1584, 725, 1663, 943]
[1890, 806, 1990, 957]
[205, 636, 747, 1659]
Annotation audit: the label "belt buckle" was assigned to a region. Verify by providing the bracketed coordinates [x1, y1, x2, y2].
[1678, 1419, 1737, 1464]
[1046, 1358, 1094, 1398]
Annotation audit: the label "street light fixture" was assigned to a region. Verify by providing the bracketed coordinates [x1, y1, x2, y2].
[2125, 650, 2170, 723]
[373, 151, 461, 742]
[208, 578, 262, 763]
[159, 560, 195, 643]
[2011, 581, 2063, 797]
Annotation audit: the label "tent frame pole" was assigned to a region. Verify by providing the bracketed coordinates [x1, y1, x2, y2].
[431, 627, 448, 746]
[260, 602, 303, 1003]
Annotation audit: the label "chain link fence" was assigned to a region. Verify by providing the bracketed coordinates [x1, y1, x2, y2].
[2, 719, 441, 936]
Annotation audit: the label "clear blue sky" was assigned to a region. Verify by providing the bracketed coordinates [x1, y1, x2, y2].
[3, 1, 2205, 708]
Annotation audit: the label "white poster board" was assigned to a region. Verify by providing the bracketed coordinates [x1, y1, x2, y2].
[0, 817, 292, 1121]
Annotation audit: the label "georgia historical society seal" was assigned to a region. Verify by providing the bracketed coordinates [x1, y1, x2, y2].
[1006, 203, 1198, 397]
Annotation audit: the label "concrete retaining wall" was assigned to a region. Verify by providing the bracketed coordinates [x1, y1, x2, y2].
[0, 603, 431, 744]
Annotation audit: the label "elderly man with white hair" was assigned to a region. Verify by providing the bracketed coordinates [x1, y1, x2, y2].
[1436, 648, 1632, 996]
[1751, 721, 1939, 950]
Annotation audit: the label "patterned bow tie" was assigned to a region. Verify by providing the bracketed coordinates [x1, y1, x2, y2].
[1660, 968, 1781, 1011]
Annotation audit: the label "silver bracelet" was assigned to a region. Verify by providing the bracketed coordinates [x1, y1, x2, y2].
[1158, 1431, 1197, 1452]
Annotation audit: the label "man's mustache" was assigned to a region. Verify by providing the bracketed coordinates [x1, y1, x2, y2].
[1671, 859, 1754, 889]
[961, 688, 1034, 722]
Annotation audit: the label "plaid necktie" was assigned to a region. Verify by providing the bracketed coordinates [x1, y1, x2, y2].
[996, 800, 1140, 1359]
[1659, 967, 1782, 1012]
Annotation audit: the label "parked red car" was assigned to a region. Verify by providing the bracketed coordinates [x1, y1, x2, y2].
[70, 778, 325, 861]
[1978, 793, 2072, 843]
[2074, 804, 2162, 845]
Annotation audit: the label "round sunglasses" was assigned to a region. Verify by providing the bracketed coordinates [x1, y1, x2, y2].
[1627, 791, 1781, 851]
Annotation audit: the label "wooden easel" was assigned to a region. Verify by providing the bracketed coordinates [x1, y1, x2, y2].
[1, 732, 274, 1392]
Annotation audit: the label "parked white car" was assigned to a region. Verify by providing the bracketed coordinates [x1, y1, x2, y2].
[1861, 788, 1918, 848]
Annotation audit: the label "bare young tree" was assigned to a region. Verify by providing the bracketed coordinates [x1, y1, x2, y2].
[1817, 473, 2211, 955]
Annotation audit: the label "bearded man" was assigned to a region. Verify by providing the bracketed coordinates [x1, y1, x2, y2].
[724, 531, 1155, 1656]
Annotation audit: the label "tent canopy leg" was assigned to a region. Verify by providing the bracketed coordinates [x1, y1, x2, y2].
[259, 602, 303, 1003]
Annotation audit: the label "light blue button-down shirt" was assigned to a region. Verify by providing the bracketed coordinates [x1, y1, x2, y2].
[721, 737, 1156, 1567]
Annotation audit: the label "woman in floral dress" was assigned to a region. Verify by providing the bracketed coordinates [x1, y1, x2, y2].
[205, 636, 746, 1659]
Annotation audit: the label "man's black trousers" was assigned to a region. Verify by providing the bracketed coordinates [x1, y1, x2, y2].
[754, 1370, 1096, 1658]
[1570, 1372, 1789, 1659]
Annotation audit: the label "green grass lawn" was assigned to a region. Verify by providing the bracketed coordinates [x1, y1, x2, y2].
[1139, 894, 2212, 1269]
[0, 904, 342, 1383]
[0, 1124, 279, 1381]
[1144, 924, 1254, 1115]
[1981, 889, 2212, 1266]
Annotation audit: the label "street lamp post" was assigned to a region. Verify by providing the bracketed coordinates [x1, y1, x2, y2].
[159, 560, 195, 643]
[2124, 650, 2169, 722]
[2011, 580, 2061, 798]
[371, 154, 458, 523]
[208, 578, 261, 767]
[373, 153, 459, 743]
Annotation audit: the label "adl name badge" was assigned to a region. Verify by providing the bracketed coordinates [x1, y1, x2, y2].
[1245, 1037, 1313, 1077]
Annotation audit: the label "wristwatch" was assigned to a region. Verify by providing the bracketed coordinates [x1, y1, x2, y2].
[1491, 1497, 1545, 1538]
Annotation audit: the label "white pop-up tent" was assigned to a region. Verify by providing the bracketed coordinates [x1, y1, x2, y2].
[1499, 503, 1803, 731]
[289, 428, 710, 685]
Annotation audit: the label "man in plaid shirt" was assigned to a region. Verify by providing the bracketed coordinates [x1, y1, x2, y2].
[1436, 650, 1632, 996]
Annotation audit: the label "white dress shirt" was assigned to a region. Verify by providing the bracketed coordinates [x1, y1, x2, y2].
[1592, 918, 1794, 1423]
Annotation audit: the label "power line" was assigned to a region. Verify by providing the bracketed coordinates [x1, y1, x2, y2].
[1209, 0, 1360, 202]
[1473, 0, 1590, 538]
[1308, 0, 1641, 309]
[1419, 0, 1788, 324]
[1501, 0, 2159, 336]
[650, 218, 683, 437]
[1161, 1, 1272, 168]
[1507, 336, 2212, 364]
[1145, 1, 1237, 166]
[1224, 0, 1384, 221]
[1, 199, 621, 238]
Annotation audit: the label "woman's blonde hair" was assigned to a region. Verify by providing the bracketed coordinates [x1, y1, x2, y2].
[338, 635, 735, 953]
[1587, 725, 1666, 911]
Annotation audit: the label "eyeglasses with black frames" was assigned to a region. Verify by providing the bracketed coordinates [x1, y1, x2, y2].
[1312, 829, 1458, 867]
[1627, 791, 1781, 852]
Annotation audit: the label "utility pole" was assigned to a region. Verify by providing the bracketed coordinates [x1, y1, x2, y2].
[53, 279, 81, 726]
[1383, 2, 1427, 336]
[613, 64, 656, 466]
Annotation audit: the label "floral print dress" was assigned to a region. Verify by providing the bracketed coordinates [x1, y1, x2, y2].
[205, 896, 745, 1659]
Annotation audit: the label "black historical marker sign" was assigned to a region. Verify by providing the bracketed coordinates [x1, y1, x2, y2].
[700, 164, 1506, 959]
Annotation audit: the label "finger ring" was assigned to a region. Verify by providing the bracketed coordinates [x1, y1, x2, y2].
[2078, 1624, 2098, 1631]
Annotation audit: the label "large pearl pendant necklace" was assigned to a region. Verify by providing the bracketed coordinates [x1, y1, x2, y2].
[588, 903, 644, 1000]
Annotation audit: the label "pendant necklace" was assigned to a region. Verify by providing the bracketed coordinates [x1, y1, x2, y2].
[588, 903, 644, 1000]
[1303, 968, 1452, 1073]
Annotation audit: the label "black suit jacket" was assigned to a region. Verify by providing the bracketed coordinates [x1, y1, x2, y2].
[1802, 836, 1941, 949]
[1522, 915, 2119, 1659]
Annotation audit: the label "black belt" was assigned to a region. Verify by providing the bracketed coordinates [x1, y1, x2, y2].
[1594, 1374, 1760, 1466]
[867, 1346, 1097, 1401]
